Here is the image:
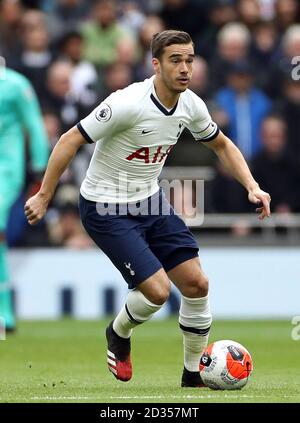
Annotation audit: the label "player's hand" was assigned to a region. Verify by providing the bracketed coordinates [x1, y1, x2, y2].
[248, 187, 271, 220]
[24, 192, 49, 225]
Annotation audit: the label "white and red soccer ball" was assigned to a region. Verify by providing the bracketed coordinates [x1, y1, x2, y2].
[199, 340, 253, 390]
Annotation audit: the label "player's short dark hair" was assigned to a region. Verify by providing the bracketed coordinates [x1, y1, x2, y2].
[151, 30, 193, 59]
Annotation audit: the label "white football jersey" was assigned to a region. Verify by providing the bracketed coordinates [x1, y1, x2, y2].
[78, 75, 219, 203]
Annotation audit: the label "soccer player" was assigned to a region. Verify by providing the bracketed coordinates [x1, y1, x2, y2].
[0, 67, 49, 332]
[24, 30, 271, 386]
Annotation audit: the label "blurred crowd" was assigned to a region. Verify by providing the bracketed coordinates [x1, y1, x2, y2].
[1, 0, 300, 247]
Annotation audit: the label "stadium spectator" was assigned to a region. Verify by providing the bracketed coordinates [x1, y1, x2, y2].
[237, 0, 261, 31]
[57, 30, 99, 108]
[251, 115, 300, 213]
[197, 0, 237, 61]
[81, 0, 133, 68]
[281, 24, 300, 63]
[102, 62, 133, 97]
[0, 0, 23, 64]
[215, 60, 271, 159]
[11, 9, 53, 99]
[116, 36, 139, 67]
[46, 0, 91, 39]
[258, 0, 276, 20]
[43, 60, 94, 188]
[119, 0, 146, 37]
[209, 22, 253, 91]
[267, 24, 300, 99]
[43, 60, 89, 133]
[276, 77, 300, 166]
[274, 0, 300, 34]
[250, 21, 280, 94]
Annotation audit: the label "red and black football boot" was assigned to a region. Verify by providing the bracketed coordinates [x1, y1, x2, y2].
[105, 321, 132, 382]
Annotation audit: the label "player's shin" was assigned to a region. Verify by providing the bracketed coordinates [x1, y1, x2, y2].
[179, 294, 212, 372]
[113, 289, 164, 338]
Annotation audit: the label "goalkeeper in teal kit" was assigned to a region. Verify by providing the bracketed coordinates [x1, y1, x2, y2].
[0, 67, 49, 331]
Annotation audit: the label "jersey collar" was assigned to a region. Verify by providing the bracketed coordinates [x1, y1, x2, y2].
[150, 80, 179, 116]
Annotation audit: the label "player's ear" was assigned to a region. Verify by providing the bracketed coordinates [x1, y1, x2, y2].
[152, 58, 161, 75]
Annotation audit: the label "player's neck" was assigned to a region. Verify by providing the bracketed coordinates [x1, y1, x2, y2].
[153, 78, 180, 109]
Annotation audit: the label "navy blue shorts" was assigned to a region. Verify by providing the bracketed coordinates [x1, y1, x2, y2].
[79, 189, 199, 289]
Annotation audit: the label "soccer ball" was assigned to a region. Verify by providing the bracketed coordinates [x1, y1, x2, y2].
[199, 340, 253, 390]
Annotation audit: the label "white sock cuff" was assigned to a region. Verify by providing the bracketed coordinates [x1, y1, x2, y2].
[179, 294, 212, 332]
[126, 289, 163, 323]
[129, 289, 163, 310]
[134, 290, 163, 309]
[181, 294, 209, 304]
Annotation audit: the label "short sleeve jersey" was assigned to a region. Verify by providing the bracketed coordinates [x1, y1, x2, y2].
[78, 76, 219, 203]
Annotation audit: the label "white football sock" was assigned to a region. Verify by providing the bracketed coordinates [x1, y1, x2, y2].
[179, 294, 212, 372]
[113, 289, 164, 338]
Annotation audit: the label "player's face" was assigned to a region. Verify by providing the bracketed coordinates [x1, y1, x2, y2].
[154, 43, 195, 94]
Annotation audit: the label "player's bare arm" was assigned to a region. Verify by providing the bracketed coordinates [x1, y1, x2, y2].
[24, 126, 86, 225]
[204, 131, 271, 220]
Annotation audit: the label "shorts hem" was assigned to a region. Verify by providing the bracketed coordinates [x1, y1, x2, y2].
[163, 247, 199, 273]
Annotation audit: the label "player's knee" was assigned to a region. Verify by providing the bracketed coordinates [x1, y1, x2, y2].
[185, 275, 209, 298]
[148, 278, 171, 305]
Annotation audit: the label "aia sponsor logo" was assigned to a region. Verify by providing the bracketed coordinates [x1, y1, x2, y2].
[126, 145, 173, 163]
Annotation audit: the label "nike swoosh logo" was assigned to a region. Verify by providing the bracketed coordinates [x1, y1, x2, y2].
[142, 129, 153, 134]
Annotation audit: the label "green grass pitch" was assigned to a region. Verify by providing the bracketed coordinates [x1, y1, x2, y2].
[0, 318, 299, 403]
